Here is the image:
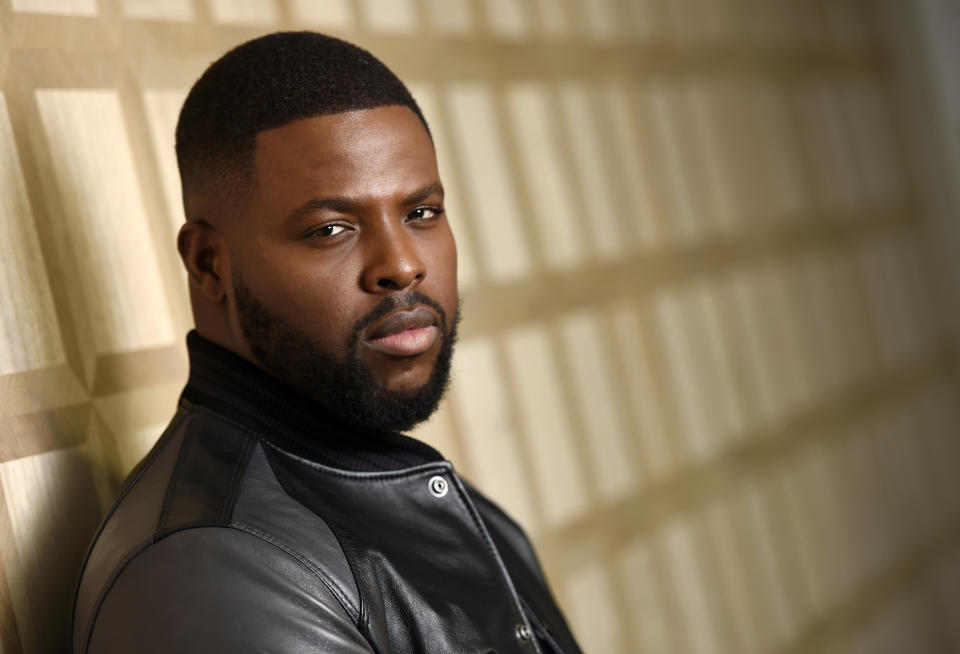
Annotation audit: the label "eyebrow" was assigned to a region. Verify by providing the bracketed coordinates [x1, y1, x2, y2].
[405, 182, 445, 206]
[285, 182, 445, 224]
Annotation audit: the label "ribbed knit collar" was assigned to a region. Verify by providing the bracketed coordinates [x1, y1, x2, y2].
[179, 330, 444, 472]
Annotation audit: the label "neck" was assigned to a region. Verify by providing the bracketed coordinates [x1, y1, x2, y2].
[180, 330, 443, 472]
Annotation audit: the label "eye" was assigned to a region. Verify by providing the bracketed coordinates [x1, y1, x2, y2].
[407, 206, 444, 222]
[307, 223, 350, 238]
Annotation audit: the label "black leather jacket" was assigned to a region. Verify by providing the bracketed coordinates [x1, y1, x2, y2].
[72, 333, 582, 653]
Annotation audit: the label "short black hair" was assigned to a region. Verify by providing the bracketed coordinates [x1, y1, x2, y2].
[175, 31, 429, 211]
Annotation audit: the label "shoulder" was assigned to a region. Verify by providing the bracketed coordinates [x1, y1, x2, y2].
[75, 406, 367, 653]
[83, 526, 372, 654]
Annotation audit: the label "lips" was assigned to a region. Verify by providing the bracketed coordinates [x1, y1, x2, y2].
[364, 306, 440, 357]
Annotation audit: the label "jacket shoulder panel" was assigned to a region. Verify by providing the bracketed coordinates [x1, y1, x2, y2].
[85, 526, 375, 654]
[156, 405, 256, 534]
[143, 406, 362, 622]
[73, 410, 190, 654]
[231, 441, 362, 621]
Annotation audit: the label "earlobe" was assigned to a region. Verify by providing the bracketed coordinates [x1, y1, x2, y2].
[177, 220, 228, 303]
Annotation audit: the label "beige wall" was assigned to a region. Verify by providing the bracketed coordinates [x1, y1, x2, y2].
[0, 1, 958, 652]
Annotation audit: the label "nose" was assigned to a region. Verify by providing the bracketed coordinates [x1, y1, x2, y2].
[360, 222, 426, 293]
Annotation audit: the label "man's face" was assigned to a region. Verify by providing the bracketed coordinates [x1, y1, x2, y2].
[224, 105, 459, 433]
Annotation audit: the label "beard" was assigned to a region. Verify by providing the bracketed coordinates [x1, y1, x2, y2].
[232, 274, 459, 435]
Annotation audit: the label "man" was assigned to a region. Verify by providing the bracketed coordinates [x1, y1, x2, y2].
[71, 32, 582, 654]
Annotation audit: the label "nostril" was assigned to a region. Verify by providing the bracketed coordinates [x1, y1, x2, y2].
[375, 270, 422, 290]
[377, 276, 407, 290]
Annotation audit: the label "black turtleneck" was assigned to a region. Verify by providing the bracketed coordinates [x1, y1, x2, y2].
[179, 330, 445, 473]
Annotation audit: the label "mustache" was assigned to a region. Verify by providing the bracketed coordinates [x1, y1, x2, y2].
[350, 291, 449, 342]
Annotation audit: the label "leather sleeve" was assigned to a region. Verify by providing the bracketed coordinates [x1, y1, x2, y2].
[84, 526, 375, 654]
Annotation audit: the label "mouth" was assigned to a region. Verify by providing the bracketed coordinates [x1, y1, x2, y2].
[364, 306, 440, 357]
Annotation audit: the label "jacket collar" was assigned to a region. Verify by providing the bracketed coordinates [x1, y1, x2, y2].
[180, 330, 444, 472]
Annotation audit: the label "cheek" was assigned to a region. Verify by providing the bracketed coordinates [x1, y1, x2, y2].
[290, 274, 353, 322]
[261, 259, 362, 344]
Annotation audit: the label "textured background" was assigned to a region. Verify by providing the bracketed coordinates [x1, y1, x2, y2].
[1, 0, 959, 653]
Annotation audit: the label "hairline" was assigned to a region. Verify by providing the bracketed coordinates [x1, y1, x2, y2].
[183, 103, 434, 223]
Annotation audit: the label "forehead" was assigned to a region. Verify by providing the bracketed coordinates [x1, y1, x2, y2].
[252, 105, 437, 198]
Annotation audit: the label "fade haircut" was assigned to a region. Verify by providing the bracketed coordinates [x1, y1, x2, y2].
[175, 31, 430, 214]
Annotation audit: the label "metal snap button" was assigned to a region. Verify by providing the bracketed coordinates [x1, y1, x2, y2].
[515, 623, 532, 642]
[428, 475, 448, 498]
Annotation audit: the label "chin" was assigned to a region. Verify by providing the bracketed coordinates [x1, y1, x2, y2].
[369, 349, 442, 393]
[379, 369, 438, 398]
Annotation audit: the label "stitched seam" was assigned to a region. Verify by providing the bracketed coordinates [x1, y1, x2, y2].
[155, 421, 195, 537]
[184, 389, 427, 472]
[450, 480, 496, 553]
[75, 411, 189, 654]
[186, 404, 445, 481]
[81, 534, 158, 654]
[231, 522, 361, 623]
[519, 596, 565, 654]
[261, 438, 452, 481]
[261, 446, 371, 637]
[154, 519, 233, 539]
[259, 445, 453, 650]
[220, 438, 255, 525]
[82, 524, 363, 653]
[187, 403, 265, 439]
[448, 478, 539, 650]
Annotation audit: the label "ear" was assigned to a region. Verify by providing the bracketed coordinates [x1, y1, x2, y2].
[177, 220, 228, 303]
